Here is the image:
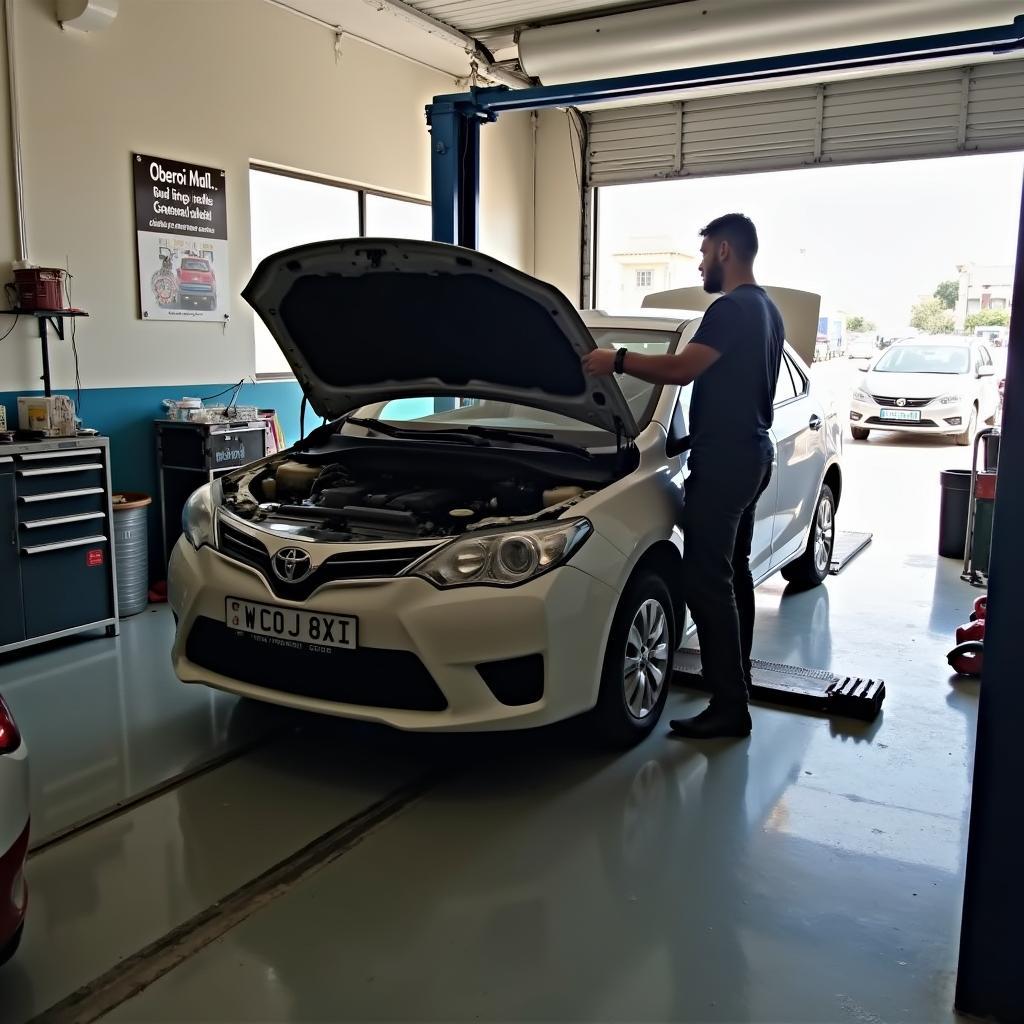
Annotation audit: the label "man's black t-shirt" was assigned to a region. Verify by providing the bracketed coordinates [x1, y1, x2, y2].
[688, 284, 785, 460]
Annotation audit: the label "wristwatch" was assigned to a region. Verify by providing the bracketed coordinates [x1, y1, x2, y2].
[614, 347, 628, 374]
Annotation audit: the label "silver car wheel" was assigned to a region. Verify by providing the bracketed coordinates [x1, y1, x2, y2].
[813, 494, 835, 575]
[623, 599, 670, 720]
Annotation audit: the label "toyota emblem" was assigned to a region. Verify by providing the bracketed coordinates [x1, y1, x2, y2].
[272, 547, 313, 583]
[896, 398, 907, 407]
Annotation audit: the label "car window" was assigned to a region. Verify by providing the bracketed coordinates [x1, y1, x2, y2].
[784, 351, 808, 396]
[873, 345, 970, 374]
[774, 358, 798, 405]
[181, 258, 209, 271]
[980, 346, 993, 367]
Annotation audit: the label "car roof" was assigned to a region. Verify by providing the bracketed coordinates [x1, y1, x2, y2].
[580, 309, 694, 333]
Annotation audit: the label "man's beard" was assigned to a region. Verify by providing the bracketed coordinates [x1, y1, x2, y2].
[703, 263, 724, 293]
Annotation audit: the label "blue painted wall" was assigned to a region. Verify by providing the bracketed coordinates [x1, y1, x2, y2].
[0, 381, 306, 580]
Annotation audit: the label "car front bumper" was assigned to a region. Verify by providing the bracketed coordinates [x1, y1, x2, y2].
[169, 538, 620, 732]
[850, 397, 967, 435]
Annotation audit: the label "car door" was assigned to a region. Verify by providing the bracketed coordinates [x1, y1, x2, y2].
[977, 344, 998, 422]
[769, 350, 825, 569]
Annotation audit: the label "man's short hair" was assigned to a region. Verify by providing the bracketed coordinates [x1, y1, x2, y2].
[700, 213, 758, 262]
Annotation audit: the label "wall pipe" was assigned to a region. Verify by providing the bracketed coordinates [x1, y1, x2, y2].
[4, 0, 27, 264]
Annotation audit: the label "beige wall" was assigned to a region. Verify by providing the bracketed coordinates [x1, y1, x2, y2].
[533, 108, 582, 305]
[0, 0, 534, 392]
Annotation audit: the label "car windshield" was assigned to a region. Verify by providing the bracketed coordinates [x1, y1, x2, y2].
[360, 327, 679, 438]
[873, 345, 970, 374]
[181, 259, 209, 271]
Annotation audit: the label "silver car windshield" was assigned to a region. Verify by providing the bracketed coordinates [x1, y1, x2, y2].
[365, 328, 679, 434]
[873, 345, 970, 375]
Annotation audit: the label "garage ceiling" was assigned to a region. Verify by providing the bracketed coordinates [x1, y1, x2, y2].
[268, 0, 686, 80]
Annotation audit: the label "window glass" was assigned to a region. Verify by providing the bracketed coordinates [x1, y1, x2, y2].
[774, 359, 798, 404]
[365, 193, 432, 239]
[785, 352, 808, 395]
[250, 169, 360, 374]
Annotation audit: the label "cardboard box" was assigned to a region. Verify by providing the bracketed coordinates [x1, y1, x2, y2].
[17, 395, 77, 436]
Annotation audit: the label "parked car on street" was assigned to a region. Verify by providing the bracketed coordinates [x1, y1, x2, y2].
[177, 257, 217, 311]
[0, 694, 29, 967]
[849, 336, 1000, 445]
[169, 240, 843, 745]
[846, 337, 876, 360]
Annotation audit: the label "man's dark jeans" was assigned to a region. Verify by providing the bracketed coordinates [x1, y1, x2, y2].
[681, 450, 774, 707]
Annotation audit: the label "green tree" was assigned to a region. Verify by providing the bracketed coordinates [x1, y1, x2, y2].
[910, 297, 956, 334]
[933, 280, 959, 309]
[845, 314, 876, 333]
[965, 309, 1010, 332]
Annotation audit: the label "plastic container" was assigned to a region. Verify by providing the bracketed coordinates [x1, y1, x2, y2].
[938, 469, 972, 559]
[112, 493, 152, 616]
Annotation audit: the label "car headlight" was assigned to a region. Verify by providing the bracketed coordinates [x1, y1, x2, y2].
[412, 519, 592, 588]
[181, 481, 220, 549]
[934, 393, 962, 406]
[852, 388, 872, 403]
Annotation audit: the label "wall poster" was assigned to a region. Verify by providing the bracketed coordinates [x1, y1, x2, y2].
[133, 153, 229, 322]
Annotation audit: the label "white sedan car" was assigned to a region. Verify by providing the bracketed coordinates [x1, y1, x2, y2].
[0, 694, 29, 967]
[169, 240, 842, 745]
[850, 337, 1000, 445]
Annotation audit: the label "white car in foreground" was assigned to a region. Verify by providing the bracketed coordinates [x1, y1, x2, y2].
[0, 694, 29, 967]
[169, 240, 842, 744]
[850, 336, 1000, 445]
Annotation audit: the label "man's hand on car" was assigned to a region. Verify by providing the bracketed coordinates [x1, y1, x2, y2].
[582, 348, 617, 377]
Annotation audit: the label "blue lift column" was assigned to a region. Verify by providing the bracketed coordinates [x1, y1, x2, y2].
[427, 92, 497, 248]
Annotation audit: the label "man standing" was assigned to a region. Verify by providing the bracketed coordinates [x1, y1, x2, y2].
[582, 213, 784, 739]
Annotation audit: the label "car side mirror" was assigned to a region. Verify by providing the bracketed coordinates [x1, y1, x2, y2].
[978, 365, 996, 378]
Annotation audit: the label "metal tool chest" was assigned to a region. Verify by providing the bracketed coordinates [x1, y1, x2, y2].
[1, 436, 119, 655]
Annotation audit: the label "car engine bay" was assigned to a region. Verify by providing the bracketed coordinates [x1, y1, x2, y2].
[221, 445, 611, 542]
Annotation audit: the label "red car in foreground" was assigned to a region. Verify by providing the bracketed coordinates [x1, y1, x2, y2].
[0, 695, 29, 966]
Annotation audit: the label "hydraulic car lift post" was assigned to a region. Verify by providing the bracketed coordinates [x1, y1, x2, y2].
[426, 19, 1024, 1020]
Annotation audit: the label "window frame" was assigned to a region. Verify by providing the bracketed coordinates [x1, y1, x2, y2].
[250, 163, 430, 380]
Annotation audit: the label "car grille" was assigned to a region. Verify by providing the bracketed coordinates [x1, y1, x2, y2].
[185, 616, 448, 711]
[870, 395, 934, 408]
[865, 417, 939, 428]
[218, 521, 436, 601]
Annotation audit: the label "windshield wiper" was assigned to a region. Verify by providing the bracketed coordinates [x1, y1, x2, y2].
[345, 416, 487, 446]
[345, 417, 593, 458]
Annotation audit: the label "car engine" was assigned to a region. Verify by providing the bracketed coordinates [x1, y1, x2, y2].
[222, 455, 592, 542]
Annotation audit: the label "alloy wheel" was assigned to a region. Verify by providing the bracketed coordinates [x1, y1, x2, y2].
[813, 496, 835, 575]
[623, 599, 670, 719]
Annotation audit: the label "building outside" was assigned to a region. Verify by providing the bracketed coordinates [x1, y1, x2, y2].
[955, 263, 1014, 331]
[609, 237, 698, 309]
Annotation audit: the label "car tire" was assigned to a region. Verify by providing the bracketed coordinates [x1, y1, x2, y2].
[956, 405, 978, 447]
[590, 570, 676, 747]
[781, 484, 836, 590]
[0, 923, 24, 967]
[851, 427, 870, 441]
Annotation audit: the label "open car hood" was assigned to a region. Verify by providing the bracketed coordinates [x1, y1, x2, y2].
[643, 285, 822, 367]
[243, 239, 639, 439]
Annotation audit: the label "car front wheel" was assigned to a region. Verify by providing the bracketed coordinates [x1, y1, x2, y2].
[851, 427, 870, 441]
[590, 570, 675, 747]
[781, 484, 836, 589]
[956, 405, 978, 447]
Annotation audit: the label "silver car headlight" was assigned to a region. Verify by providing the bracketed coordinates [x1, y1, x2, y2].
[412, 519, 592, 589]
[934, 393, 963, 406]
[181, 481, 221, 549]
[852, 388, 872, 403]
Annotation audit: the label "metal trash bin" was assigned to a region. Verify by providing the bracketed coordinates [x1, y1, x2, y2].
[112, 493, 152, 616]
[938, 470, 972, 559]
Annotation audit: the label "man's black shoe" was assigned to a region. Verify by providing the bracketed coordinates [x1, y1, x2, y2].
[669, 702, 752, 739]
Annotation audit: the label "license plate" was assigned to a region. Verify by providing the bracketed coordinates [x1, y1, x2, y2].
[879, 408, 921, 422]
[226, 598, 357, 651]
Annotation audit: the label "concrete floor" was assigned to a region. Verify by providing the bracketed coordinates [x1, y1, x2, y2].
[0, 367, 983, 1022]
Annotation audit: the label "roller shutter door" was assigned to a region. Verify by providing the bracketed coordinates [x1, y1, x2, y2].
[587, 60, 1024, 186]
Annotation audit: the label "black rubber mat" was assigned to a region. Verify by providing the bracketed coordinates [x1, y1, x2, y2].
[829, 530, 873, 574]
[674, 649, 885, 721]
